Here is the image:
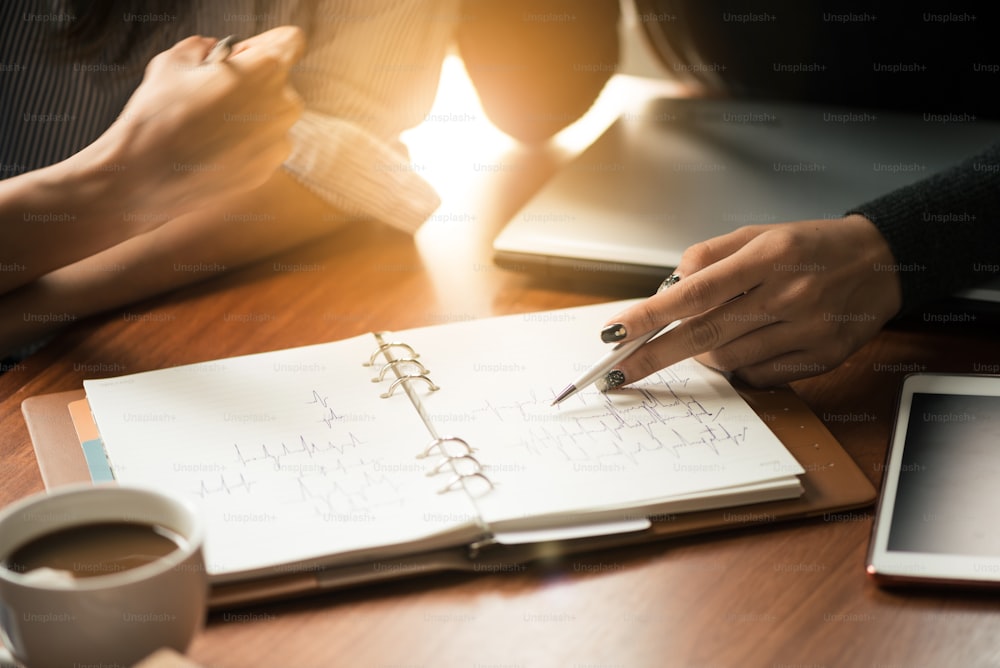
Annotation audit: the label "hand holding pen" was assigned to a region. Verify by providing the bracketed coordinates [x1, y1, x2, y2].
[101, 26, 305, 228]
[553, 216, 903, 398]
[552, 274, 683, 405]
[201, 34, 238, 65]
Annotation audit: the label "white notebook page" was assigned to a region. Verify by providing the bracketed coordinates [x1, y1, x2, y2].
[84, 334, 484, 578]
[386, 303, 804, 528]
[83, 300, 804, 577]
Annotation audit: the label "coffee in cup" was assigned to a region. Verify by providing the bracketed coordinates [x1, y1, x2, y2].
[0, 483, 208, 668]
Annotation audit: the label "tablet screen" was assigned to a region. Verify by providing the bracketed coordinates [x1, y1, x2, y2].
[886, 392, 1000, 558]
[868, 374, 1000, 587]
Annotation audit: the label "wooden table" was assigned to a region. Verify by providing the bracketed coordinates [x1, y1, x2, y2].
[3, 66, 1000, 668]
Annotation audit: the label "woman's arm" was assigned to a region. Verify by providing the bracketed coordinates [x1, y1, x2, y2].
[598, 140, 1000, 388]
[848, 141, 1000, 312]
[0, 168, 345, 358]
[0, 27, 304, 294]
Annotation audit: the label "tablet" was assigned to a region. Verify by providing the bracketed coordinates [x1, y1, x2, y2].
[867, 373, 1000, 588]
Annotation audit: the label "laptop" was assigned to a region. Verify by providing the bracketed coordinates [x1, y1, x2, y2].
[492, 95, 1000, 301]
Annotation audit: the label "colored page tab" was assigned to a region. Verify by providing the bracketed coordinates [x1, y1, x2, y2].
[68, 399, 115, 482]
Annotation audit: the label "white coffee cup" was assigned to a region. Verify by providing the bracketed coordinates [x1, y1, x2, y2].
[0, 483, 208, 668]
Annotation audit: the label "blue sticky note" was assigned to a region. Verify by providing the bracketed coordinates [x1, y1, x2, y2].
[81, 438, 115, 482]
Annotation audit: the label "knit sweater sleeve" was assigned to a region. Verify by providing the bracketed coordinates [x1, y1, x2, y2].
[281, 0, 458, 234]
[846, 141, 1000, 313]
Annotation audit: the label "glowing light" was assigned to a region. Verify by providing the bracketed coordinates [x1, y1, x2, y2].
[401, 53, 515, 200]
[403, 53, 683, 203]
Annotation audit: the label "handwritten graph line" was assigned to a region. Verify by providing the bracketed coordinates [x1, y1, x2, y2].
[465, 370, 746, 467]
[194, 390, 412, 519]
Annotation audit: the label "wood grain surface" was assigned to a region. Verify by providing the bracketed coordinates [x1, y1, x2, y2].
[3, 74, 999, 668]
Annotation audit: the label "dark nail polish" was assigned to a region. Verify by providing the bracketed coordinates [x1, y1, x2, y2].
[601, 324, 627, 343]
[596, 369, 627, 392]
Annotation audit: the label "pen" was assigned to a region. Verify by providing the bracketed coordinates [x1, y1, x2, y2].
[551, 274, 682, 406]
[202, 35, 237, 65]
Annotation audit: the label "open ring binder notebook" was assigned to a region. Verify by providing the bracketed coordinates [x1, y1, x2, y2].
[21, 301, 875, 608]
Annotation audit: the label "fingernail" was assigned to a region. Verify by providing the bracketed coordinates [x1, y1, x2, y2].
[595, 369, 626, 392]
[600, 323, 627, 343]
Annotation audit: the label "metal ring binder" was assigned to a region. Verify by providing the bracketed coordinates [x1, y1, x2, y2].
[367, 338, 496, 502]
[420, 441, 494, 497]
[371, 358, 430, 383]
[379, 374, 439, 399]
[426, 454, 484, 477]
[417, 436, 473, 460]
[437, 472, 493, 495]
[363, 339, 419, 367]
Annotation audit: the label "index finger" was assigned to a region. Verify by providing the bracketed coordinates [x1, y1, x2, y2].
[602, 227, 769, 343]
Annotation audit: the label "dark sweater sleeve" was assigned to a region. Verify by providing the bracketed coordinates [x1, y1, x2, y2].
[846, 141, 1000, 313]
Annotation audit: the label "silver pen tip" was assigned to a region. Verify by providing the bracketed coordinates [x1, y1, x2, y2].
[551, 384, 577, 406]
